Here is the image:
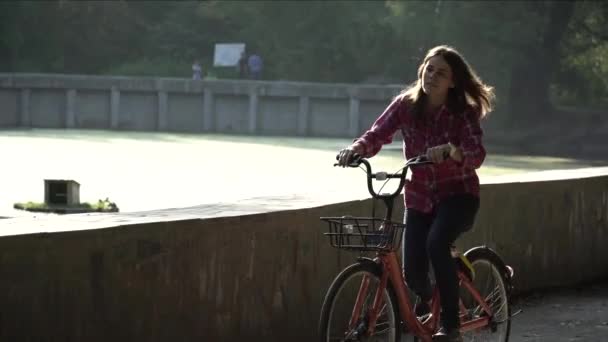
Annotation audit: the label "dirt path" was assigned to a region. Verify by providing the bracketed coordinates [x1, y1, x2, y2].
[510, 283, 608, 341]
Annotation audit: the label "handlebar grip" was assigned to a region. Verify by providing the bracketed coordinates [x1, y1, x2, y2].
[335, 152, 362, 167]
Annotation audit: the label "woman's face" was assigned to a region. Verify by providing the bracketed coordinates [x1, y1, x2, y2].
[421, 55, 454, 97]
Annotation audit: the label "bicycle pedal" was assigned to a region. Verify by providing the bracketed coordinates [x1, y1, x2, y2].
[418, 313, 433, 325]
[510, 309, 523, 318]
[494, 309, 523, 324]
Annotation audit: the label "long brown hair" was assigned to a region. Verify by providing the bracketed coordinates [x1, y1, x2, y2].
[396, 45, 495, 119]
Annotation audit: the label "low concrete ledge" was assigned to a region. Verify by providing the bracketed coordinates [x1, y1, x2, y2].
[0, 169, 607, 341]
[0, 73, 401, 98]
[0, 73, 401, 136]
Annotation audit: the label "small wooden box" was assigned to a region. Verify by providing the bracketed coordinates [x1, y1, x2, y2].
[44, 179, 80, 205]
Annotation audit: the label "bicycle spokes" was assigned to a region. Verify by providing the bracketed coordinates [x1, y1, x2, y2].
[459, 257, 510, 341]
[324, 268, 398, 342]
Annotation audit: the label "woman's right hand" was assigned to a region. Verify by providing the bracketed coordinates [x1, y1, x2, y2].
[337, 144, 364, 167]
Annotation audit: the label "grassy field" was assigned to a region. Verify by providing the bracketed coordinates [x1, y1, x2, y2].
[1, 129, 604, 217]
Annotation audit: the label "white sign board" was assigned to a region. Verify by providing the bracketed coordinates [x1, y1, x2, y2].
[213, 43, 245, 67]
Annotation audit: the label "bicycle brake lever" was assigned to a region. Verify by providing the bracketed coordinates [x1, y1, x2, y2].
[414, 151, 449, 165]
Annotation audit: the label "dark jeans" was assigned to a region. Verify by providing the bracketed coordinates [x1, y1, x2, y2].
[402, 194, 480, 331]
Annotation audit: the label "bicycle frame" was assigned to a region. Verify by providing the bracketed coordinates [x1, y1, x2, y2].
[336, 155, 498, 341]
[355, 250, 495, 341]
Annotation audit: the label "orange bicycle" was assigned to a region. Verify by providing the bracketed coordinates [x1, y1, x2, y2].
[319, 155, 516, 342]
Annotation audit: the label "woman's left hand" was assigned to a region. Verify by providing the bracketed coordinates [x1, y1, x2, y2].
[426, 143, 463, 163]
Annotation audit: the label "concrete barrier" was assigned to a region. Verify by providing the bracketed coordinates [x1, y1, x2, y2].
[0, 73, 399, 137]
[0, 170, 607, 341]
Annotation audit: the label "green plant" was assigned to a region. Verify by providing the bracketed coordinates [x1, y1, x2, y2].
[13, 198, 119, 213]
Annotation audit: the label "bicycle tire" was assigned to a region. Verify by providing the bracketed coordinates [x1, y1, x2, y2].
[460, 247, 512, 342]
[319, 260, 402, 342]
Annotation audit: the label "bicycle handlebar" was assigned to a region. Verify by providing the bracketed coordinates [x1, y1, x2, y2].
[334, 154, 434, 200]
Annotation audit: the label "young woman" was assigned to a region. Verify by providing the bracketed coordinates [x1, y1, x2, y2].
[337, 45, 494, 342]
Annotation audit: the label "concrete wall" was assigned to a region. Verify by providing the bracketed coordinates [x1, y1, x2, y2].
[0, 88, 19, 126]
[0, 174, 607, 341]
[0, 73, 402, 137]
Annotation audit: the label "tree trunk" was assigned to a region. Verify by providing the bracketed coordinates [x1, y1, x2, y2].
[508, 2, 575, 125]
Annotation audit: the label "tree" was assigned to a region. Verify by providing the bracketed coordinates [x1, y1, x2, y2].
[556, 1, 608, 107]
[507, 1, 575, 123]
[0, 0, 606, 118]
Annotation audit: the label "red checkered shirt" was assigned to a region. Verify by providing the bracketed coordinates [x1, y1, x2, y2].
[353, 97, 486, 214]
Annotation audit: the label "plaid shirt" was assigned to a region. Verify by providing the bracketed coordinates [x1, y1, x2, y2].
[353, 97, 486, 214]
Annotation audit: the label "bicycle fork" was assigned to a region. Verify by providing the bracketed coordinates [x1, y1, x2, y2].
[346, 254, 434, 341]
[346, 265, 388, 338]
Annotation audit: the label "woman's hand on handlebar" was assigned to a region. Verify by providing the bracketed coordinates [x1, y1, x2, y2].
[337, 144, 364, 167]
[426, 142, 463, 163]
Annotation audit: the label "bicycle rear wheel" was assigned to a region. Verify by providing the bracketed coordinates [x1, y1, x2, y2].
[319, 261, 401, 342]
[459, 248, 511, 342]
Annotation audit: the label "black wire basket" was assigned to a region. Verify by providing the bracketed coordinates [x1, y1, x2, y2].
[320, 216, 406, 252]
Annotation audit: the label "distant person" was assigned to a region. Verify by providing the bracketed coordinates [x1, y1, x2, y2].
[192, 60, 202, 80]
[247, 52, 263, 80]
[238, 52, 249, 79]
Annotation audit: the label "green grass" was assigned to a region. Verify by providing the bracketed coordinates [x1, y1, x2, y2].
[13, 199, 119, 214]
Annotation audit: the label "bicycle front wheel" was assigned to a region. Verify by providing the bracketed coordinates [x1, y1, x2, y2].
[459, 248, 511, 342]
[319, 261, 401, 342]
